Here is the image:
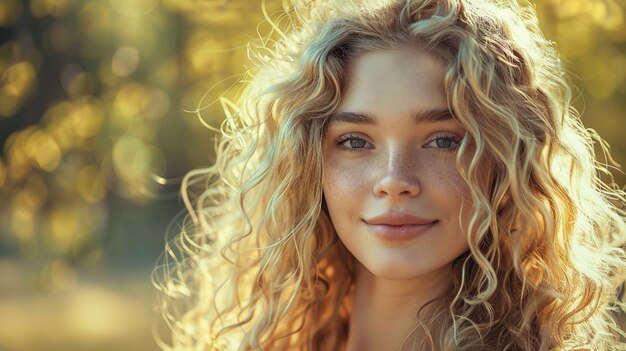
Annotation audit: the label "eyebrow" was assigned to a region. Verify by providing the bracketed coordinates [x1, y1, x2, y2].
[327, 108, 454, 125]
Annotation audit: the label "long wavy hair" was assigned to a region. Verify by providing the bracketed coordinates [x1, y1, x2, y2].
[153, 0, 626, 349]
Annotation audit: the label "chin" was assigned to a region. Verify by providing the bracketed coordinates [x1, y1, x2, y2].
[363, 262, 432, 280]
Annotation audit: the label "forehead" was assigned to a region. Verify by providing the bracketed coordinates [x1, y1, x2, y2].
[338, 48, 448, 116]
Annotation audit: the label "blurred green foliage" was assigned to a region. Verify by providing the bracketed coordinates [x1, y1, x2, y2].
[0, 0, 624, 349]
[0, 0, 287, 262]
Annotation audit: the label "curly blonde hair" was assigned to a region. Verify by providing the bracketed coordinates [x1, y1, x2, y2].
[153, 0, 626, 349]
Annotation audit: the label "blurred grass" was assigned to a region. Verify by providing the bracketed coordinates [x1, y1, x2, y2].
[0, 0, 624, 350]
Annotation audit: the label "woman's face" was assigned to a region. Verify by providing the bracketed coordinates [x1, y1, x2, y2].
[322, 48, 473, 280]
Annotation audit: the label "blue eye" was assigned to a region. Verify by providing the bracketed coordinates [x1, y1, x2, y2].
[435, 138, 453, 148]
[335, 134, 372, 152]
[426, 134, 462, 151]
[347, 138, 366, 148]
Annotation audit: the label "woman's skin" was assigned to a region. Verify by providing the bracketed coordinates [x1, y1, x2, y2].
[322, 48, 476, 350]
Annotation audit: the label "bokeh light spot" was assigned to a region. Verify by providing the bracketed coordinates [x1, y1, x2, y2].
[10, 203, 34, 241]
[24, 130, 62, 172]
[590, 0, 624, 31]
[114, 83, 148, 118]
[5, 130, 29, 180]
[70, 99, 104, 138]
[185, 30, 223, 76]
[2, 61, 36, 97]
[112, 136, 144, 180]
[111, 46, 140, 77]
[47, 204, 82, 254]
[43, 101, 76, 151]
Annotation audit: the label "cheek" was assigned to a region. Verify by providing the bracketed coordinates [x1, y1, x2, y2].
[423, 156, 474, 219]
[420, 153, 468, 190]
[322, 156, 372, 213]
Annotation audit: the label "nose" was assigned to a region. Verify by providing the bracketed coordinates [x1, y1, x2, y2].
[372, 149, 421, 198]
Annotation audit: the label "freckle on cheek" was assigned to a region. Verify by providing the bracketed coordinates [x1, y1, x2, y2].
[325, 166, 359, 194]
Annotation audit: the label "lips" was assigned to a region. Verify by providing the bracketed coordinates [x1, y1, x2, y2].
[364, 212, 435, 226]
[364, 212, 437, 241]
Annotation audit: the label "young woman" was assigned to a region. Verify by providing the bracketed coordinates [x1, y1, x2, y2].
[154, 0, 626, 349]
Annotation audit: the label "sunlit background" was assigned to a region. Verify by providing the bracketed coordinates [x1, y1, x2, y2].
[0, 0, 624, 350]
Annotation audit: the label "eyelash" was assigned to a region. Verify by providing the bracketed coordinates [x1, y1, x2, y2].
[334, 133, 462, 153]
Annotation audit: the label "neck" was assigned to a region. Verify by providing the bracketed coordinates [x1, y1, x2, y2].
[345, 263, 453, 351]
